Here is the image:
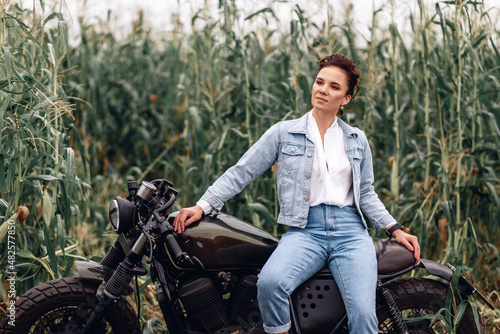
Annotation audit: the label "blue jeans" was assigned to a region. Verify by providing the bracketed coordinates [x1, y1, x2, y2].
[257, 204, 378, 334]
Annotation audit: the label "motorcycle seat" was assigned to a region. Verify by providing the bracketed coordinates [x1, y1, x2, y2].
[374, 238, 417, 274]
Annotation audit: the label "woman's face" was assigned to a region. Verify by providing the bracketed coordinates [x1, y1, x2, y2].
[311, 66, 352, 115]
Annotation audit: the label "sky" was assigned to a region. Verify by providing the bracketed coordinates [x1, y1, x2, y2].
[60, 0, 439, 37]
[13, 0, 500, 43]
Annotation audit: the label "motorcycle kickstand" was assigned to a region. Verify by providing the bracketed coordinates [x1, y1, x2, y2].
[376, 281, 409, 334]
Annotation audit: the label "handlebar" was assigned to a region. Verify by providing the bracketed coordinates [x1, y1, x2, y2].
[152, 211, 194, 267]
[128, 179, 200, 268]
[156, 192, 176, 215]
[164, 233, 186, 264]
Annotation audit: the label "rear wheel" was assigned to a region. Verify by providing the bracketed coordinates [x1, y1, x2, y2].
[376, 278, 486, 334]
[0, 277, 140, 334]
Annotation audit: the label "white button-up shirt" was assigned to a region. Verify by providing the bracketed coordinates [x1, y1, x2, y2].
[307, 112, 354, 207]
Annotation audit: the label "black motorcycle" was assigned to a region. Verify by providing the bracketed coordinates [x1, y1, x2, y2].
[1, 179, 493, 334]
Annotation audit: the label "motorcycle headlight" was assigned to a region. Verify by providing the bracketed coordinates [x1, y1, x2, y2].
[108, 196, 136, 233]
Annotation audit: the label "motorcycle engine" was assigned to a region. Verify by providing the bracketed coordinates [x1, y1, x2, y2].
[178, 274, 264, 333]
[229, 275, 261, 326]
[178, 277, 227, 332]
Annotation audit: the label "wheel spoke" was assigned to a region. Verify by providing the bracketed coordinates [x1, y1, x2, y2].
[28, 306, 113, 334]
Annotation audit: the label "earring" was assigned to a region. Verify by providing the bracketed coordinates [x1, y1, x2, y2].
[339, 105, 345, 115]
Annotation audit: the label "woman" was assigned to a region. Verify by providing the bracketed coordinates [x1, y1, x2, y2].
[173, 53, 420, 334]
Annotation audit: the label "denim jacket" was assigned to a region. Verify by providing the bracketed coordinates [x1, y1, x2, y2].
[201, 113, 396, 234]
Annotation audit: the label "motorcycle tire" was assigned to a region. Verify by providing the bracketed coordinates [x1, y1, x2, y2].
[0, 277, 141, 334]
[377, 278, 486, 334]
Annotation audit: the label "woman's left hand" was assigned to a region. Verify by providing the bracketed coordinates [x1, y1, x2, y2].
[392, 230, 420, 261]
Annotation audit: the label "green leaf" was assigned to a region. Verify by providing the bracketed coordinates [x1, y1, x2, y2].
[26, 175, 70, 226]
[47, 43, 57, 66]
[64, 147, 76, 192]
[0, 154, 7, 194]
[454, 299, 468, 327]
[245, 8, 277, 21]
[43, 12, 59, 25]
[18, 249, 55, 279]
[63, 257, 74, 277]
[42, 188, 53, 228]
[0, 219, 11, 242]
[484, 182, 499, 206]
[43, 223, 59, 278]
[3, 14, 50, 61]
[25, 175, 62, 182]
[57, 214, 65, 256]
[237, 202, 275, 227]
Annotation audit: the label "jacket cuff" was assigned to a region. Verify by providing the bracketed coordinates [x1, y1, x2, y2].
[200, 191, 224, 212]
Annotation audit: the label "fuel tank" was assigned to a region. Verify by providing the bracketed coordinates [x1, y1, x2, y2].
[168, 212, 279, 270]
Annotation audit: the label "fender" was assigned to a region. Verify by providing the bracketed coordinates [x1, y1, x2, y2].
[75, 260, 115, 282]
[75, 261, 134, 295]
[418, 259, 453, 281]
[418, 259, 494, 310]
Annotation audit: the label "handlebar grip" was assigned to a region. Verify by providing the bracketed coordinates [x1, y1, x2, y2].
[164, 233, 184, 262]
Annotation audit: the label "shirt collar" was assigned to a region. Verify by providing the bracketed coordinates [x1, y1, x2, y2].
[307, 110, 338, 131]
[288, 110, 356, 138]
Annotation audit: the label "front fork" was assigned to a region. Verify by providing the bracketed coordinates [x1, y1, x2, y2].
[81, 233, 149, 333]
[377, 281, 409, 334]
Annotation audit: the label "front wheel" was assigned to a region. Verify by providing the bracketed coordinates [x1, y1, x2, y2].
[0, 277, 140, 334]
[376, 278, 486, 334]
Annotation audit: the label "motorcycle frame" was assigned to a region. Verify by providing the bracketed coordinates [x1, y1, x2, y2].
[69, 178, 493, 333]
[74, 239, 492, 334]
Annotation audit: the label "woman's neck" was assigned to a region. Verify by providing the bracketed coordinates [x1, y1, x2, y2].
[312, 108, 337, 146]
[312, 108, 336, 133]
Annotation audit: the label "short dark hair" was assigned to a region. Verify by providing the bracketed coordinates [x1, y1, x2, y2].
[318, 53, 360, 100]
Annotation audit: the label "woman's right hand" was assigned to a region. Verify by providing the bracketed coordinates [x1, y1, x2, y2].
[173, 205, 204, 233]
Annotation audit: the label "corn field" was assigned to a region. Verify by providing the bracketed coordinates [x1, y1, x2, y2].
[0, 0, 499, 332]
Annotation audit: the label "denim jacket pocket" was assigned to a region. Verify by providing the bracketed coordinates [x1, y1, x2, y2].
[277, 142, 307, 221]
[347, 147, 363, 159]
[280, 143, 306, 172]
[348, 148, 363, 177]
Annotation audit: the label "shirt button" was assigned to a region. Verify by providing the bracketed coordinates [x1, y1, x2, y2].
[291, 147, 296, 152]
[304, 196, 309, 201]
[300, 222, 305, 227]
[306, 174, 311, 178]
[307, 153, 312, 157]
